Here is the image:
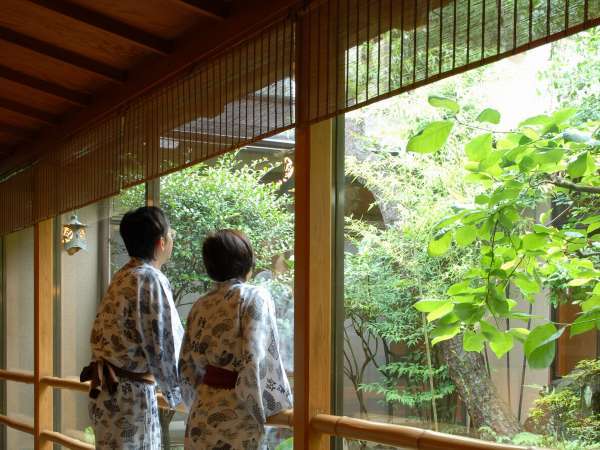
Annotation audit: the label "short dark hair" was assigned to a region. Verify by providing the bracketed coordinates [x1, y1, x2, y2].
[202, 229, 256, 282]
[120, 206, 170, 260]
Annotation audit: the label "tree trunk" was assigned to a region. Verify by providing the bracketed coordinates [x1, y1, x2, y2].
[439, 335, 522, 437]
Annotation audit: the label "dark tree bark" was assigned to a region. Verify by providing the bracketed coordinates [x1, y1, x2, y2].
[439, 335, 522, 437]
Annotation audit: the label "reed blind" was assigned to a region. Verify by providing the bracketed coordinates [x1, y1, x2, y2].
[1, 1, 599, 235]
[298, 0, 600, 123]
[0, 17, 295, 234]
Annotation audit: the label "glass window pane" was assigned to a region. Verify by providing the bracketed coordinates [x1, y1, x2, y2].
[160, 133, 295, 448]
[4, 425, 34, 450]
[3, 228, 34, 450]
[336, 30, 600, 450]
[5, 228, 34, 372]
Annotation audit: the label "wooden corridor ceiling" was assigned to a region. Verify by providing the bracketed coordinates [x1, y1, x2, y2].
[0, 0, 297, 176]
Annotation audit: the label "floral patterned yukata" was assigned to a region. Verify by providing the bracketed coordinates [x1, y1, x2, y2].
[179, 279, 293, 450]
[89, 258, 184, 450]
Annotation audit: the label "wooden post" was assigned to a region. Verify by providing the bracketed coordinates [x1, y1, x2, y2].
[34, 219, 53, 450]
[294, 119, 334, 450]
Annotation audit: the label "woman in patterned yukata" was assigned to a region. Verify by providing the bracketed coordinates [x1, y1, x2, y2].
[179, 229, 292, 450]
[84, 206, 184, 450]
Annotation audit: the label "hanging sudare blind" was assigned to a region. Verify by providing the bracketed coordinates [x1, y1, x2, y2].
[0, 16, 295, 235]
[297, 0, 600, 123]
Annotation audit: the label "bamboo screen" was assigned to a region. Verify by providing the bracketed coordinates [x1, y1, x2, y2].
[1, 1, 599, 235]
[299, 0, 600, 122]
[0, 17, 295, 234]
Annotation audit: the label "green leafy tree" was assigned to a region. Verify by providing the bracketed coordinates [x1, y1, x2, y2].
[412, 98, 600, 368]
[122, 153, 294, 309]
[540, 28, 600, 123]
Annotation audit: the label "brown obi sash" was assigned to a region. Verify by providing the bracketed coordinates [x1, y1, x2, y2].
[203, 365, 239, 390]
[80, 360, 155, 399]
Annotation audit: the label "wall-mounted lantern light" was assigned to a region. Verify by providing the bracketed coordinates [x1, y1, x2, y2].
[62, 214, 88, 255]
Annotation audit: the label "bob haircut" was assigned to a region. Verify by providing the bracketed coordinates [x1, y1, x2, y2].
[120, 206, 170, 260]
[202, 229, 256, 282]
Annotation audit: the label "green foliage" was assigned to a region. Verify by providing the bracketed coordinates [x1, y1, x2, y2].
[411, 98, 600, 368]
[158, 153, 293, 307]
[540, 28, 600, 124]
[83, 426, 95, 445]
[343, 115, 479, 419]
[527, 360, 600, 449]
[275, 437, 293, 450]
[114, 152, 295, 361]
[407, 121, 454, 154]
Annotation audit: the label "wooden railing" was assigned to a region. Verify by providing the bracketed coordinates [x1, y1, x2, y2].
[40, 430, 95, 450]
[0, 368, 35, 384]
[2, 370, 534, 450]
[311, 414, 530, 450]
[0, 413, 34, 435]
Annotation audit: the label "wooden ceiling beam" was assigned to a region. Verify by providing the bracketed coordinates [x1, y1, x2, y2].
[0, 98, 59, 125]
[0, 122, 35, 138]
[27, 0, 173, 55]
[171, 0, 230, 20]
[0, 65, 90, 106]
[0, 25, 126, 82]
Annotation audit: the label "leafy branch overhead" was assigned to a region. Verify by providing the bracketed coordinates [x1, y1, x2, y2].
[412, 97, 600, 369]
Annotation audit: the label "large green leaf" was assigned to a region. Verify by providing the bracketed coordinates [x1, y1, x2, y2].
[524, 323, 564, 369]
[489, 331, 514, 358]
[570, 308, 600, 337]
[463, 330, 485, 352]
[509, 327, 530, 343]
[533, 148, 564, 166]
[414, 299, 448, 313]
[455, 225, 477, 247]
[514, 273, 541, 295]
[407, 121, 454, 154]
[522, 233, 547, 251]
[477, 108, 501, 124]
[551, 108, 577, 125]
[427, 301, 454, 321]
[465, 133, 493, 162]
[567, 152, 592, 178]
[480, 319, 502, 340]
[428, 231, 452, 257]
[428, 96, 460, 113]
[519, 115, 551, 129]
[430, 323, 461, 346]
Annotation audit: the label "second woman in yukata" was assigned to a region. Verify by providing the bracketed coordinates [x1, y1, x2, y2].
[178, 229, 292, 450]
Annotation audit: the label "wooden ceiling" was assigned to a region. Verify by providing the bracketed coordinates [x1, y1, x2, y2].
[0, 0, 297, 175]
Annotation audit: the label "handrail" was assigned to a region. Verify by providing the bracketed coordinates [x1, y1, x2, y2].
[0, 414, 34, 435]
[40, 375, 293, 427]
[40, 430, 95, 450]
[40, 375, 89, 393]
[312, 414, 531, 450]
[0, 368, 35, 384]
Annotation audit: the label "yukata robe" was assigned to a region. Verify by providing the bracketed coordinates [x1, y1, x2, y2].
[89, 258, 184, 450]
[179, 280, 293, 450]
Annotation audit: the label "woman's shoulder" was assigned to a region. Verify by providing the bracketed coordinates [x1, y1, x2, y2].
[239, 282, 270, 299]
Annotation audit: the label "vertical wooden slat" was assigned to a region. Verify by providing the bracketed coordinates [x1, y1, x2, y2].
[293, 123, 335, 450]
[294, 123, 310, 450]
[308, 119, 333, 450]
[34, 219, 53, 450]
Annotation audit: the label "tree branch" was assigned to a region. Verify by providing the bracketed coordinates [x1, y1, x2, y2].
[549, 177, 600, 194]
